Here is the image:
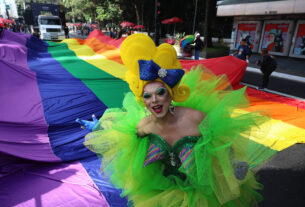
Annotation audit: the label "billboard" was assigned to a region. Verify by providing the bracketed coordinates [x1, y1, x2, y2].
[290, 21, 305, 58]
[260, 21, 294, 56]
[231, 21, 262, 52]
[235, 23, 257, 50]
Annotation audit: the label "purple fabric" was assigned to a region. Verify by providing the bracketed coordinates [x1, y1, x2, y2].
[0, 161, 109, 207]
[0, 30, 60, 162]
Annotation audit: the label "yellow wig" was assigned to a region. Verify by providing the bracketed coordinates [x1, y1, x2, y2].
[120, 33, 190, 104]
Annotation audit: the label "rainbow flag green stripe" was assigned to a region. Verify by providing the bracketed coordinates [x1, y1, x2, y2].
[54, 35, 305, 152]
[47, 41, 130, 108]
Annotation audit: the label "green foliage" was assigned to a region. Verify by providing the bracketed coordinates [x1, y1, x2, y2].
[96, 0, 122, 23]
[64, 0, 89, 21]
[63, 0, 122, 25]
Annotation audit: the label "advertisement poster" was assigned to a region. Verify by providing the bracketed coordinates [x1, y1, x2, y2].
[292, 24, 305, 56]
[235, 23, 257, 49]
[262, 23, 289, 53]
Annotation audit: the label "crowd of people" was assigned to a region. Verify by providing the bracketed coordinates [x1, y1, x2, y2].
[0, 22, 26, 33]
[108, 27, 136, 39]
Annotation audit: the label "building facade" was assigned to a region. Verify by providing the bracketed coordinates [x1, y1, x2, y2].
[0, 0, 18, 19]
[217, 0, 305, 59]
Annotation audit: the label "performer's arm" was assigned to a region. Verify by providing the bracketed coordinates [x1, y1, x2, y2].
[75, 114, 99, 131]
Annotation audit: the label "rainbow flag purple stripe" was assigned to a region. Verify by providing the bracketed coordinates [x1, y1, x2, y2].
[0, 30, 128, 207]
[2, 29, 305, 207]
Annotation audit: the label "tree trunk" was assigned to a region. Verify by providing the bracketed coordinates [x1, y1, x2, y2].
[203, 0, 213, 47]
[92, 0, 98, 23]
[134, 2, 141, 25]
[91, 7, 96, 23]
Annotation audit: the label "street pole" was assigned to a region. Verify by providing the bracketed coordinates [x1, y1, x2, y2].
[141, 2, 144, 26]
[154, 0, 159, 46]
[141, 2, 144, 32]
[192, 0, 198, 34]
[4, 0, 10, 19]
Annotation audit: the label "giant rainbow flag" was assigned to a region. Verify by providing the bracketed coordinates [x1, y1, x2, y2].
[1, 29, 305, 207]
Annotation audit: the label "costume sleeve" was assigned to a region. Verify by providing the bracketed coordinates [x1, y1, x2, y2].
[175, 65, 277, 204]
[84, 93, 174, 205]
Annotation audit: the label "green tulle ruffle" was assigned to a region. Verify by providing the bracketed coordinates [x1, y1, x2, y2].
[84, 65, 276, 207]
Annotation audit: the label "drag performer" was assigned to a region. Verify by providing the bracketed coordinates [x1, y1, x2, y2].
[79, 34, 276, 207]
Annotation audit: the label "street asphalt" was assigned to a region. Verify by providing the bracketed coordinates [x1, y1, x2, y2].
[242, 67, 305, 99]
[256, 144, 305, 207]
[243, 53, 305, 100]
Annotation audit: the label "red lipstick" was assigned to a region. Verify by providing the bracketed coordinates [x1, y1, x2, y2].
[152, 105, 163, 114]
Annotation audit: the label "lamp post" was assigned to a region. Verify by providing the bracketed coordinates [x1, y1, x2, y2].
[4, 0, 10, 19]
[154, 0, 160, 46]
[192, 0, 198, 34]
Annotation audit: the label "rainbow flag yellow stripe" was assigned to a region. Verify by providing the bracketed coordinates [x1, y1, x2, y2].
[56, 33, 305, 151]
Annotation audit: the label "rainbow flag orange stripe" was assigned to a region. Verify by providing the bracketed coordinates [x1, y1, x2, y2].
[55, 31, 305, 151]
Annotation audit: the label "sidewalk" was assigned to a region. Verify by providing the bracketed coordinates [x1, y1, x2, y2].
[242, 66, 305, 100]
[243, 53, 305, 99]
[248, 53, 305, 78]
[174, 48, 305, 99]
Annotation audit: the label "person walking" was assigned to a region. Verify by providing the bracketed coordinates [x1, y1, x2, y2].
[116, 28, 122, 39]
[64, 26, 69, 39]
[234, 39, 251, 63]
[256, 48, 277, 90]
[193, 33, 203, 60]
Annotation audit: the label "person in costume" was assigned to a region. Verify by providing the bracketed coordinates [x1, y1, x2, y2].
[77, 34, 276, 207]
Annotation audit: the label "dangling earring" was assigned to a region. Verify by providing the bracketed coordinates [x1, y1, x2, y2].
[169, 102, 175, 115]
[145, 108, 151, 117]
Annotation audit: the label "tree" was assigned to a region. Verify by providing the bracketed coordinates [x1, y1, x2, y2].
[96, 0, 122, 24]
[203, 0, 217, 47]
[119, 0, 143, 25]
[64, 0, 122, 27]
[64, 0, 88, 22]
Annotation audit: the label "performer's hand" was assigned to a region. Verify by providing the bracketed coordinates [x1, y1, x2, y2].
[233, 161, 249, 180]
[75, 114, 98, 132]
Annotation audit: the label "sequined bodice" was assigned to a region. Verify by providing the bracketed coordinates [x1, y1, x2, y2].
[144, 133, 200, 179]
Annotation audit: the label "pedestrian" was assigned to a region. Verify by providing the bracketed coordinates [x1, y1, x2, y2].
[0, 23, 4, 37]
[234, 39, 251, 63]
[64, 26, 69, 38]
[80, 26, 84, 36]
[116, 28, 122, 39]
[127, 28, 131, 36]
[192, 33, 203, 60]
[109, 28, 115, 38]
[32, 30, 40, 39]
[256, 48, 277, 90]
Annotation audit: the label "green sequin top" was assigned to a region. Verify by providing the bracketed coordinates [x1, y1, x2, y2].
[145, 133, 201, 180]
